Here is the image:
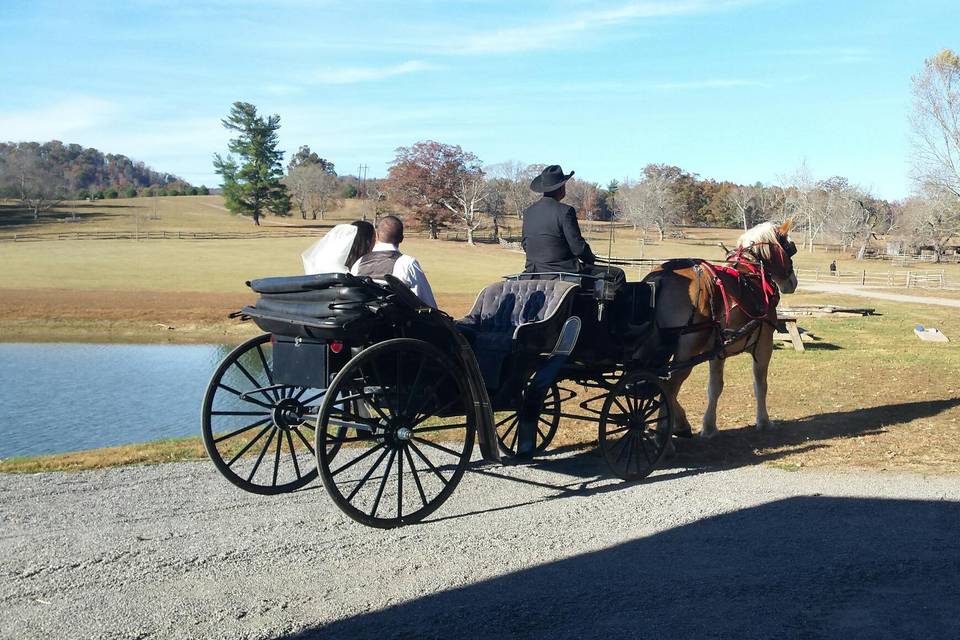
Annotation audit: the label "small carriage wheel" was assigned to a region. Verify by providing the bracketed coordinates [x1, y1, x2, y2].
[316, 338, 476, 528]
[598, 372, 673, 481]
[495, 383, 562, 457]
[201, 333, 324, 495]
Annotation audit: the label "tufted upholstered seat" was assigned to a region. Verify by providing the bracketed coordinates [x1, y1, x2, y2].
[456, 279, 578, 388]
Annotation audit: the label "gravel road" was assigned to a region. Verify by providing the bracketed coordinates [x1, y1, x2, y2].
[800, 282, 960, 307]
[2, 450, 958, 640]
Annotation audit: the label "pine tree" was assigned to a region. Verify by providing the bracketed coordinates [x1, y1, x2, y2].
[213, 102, 288, 225]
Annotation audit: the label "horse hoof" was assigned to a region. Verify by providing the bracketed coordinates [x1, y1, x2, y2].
[700, 427, 718, 440]
[756, 419, 775, 432]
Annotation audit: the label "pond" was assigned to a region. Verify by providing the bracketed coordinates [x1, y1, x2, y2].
[0, 343, 233, 458]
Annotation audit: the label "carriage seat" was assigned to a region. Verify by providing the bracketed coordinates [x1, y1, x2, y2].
[456, 280, 578, 388]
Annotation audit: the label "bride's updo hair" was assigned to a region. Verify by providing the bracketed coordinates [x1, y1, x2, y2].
[346, 220, 376, 268]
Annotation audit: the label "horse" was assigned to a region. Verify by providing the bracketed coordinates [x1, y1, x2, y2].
[646, 219, 798, 439]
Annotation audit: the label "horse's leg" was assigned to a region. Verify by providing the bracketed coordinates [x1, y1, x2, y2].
[702, 358, 725, 438]
[753, 327, 775, 431]
[663, 367, 693, 437]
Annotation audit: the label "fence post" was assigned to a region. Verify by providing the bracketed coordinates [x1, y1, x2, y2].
[861, 270, 865, 285]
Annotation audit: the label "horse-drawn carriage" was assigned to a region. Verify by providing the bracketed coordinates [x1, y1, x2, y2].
[201, 221, 798, 528]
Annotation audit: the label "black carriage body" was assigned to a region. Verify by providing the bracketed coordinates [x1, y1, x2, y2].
[240, 272, 502, 464]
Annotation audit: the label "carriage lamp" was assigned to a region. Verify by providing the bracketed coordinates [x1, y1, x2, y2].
[329, 341, 344, 354]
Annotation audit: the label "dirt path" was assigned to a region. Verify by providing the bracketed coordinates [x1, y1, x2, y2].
[800, 282, 960, 307]
[1, 452, 958, 640]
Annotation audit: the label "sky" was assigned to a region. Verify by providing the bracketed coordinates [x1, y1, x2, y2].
[1, 0, 957, 200]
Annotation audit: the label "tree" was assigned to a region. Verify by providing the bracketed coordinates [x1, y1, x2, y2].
[726, 185, 758, 231]
[614, 173, 682, 240]
[486, 161, 542, 219]
[213, 101, 288, 225]
[911, 49, 960, 200]
[284, 164, 341, 220]
[104, 187, 119, 199]
[902, 189, 960, 261]
[287, 145, 335, 175]
[122, 186, 138, 198]
[441, 165, 488, 245]
[3, 145, 68, 218]
[198, 185, 209, 195]
[387, 140, 478, 239]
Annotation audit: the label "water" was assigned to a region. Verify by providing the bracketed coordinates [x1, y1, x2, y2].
[0, 343, 232, 458]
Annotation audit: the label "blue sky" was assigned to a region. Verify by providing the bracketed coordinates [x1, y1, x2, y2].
[1, 0, 957, 199]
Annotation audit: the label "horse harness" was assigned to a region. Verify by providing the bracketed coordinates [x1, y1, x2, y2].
[655, 241, 790, 366]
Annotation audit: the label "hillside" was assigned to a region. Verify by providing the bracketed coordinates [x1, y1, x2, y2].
[0, 140, 191, 197]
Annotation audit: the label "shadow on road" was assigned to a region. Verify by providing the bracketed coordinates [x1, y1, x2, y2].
[426, 398, 960, 524]
[291, 496, 960, 640]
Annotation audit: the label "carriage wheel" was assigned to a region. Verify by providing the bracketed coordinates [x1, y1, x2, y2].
[316, 338, 476, 528]
[495, 383, 562, 457]
[202, 333, 325, 495]
[598, 372, 673, 481]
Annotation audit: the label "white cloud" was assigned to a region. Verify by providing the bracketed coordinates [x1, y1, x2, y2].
[653, 79, 767, 90]
[772, 47, 873, 64]
[0, 97, 119, 142]
[312, 60, 436, 84]
[448, 0, 761, 55]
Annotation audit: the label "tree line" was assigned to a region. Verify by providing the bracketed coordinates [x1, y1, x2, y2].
[0, 141, 205, 218]
[214, 49, 958, 257]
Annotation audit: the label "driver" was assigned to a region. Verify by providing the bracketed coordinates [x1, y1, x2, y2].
[351, 215, 438, 308]
[521, 165, 596, 275]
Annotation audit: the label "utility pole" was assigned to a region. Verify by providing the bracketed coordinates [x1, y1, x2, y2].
[357, 164, 369, 220]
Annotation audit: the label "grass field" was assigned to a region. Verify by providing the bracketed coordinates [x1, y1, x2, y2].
[2, 196, 958, 474]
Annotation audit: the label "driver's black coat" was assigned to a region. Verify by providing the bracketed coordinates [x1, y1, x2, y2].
[521, 197, 596, 274]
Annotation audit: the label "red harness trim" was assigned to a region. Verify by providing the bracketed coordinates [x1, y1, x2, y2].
[703, 245, 778, 326]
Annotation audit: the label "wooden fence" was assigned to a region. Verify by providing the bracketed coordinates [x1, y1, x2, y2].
[0, 229, 321, 242]
[794, 267, 958, 290]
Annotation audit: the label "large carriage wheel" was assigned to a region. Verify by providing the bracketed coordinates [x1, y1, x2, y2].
[495, 383, 562, 457]
[202, 333, 324, 495]
[316, 338, 476, 528]
[598, 372, 673, 481]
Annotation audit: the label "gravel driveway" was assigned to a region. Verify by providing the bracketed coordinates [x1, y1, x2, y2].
[2, 450, 958, 640]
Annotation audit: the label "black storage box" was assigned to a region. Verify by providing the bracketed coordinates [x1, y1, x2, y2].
[272, 335, 328, 388]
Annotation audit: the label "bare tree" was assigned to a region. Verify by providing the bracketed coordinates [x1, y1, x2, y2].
[5, 148, 67, 219]
[902, 188, 960, 261]
[726, 185, 757, 231]
[613, 174, 682, 241]
[911, 49, 960, 199]
[284, 164, 341, 220]
[486, 161, 542, 218]
[441, 168, 488, 245]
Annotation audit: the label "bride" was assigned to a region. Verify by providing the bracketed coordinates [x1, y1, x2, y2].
[301, 221, 375, 274]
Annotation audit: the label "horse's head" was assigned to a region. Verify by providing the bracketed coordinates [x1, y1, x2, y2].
[736, 219, 798, 294]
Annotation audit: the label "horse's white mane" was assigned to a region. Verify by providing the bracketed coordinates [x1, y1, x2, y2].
[736, 222, 781, 261]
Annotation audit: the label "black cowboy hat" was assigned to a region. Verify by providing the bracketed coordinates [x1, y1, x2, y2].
[530, 165, 575, 193]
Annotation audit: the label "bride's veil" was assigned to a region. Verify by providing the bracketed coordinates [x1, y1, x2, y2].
[301, 224, 358, 274]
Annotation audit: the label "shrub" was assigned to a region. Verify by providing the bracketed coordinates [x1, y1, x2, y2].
[122, 186, 138, 198]
[342, 184, 358, 198]
[198, 185, 209, 195]
[104, 188, 119, 199]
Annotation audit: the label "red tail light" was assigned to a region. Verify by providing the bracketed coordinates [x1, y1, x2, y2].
[330, 341, 344, 354]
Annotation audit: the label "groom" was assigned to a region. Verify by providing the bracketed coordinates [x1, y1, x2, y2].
[352, 215, 438, 308]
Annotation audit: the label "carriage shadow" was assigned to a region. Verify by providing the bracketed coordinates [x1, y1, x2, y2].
[432, 398, 960, 523]
[293, 496, 960, 639]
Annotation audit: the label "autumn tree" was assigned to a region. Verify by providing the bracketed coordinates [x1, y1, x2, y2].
[213, 102, 288, 225]
[387, 141, 481, 239]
